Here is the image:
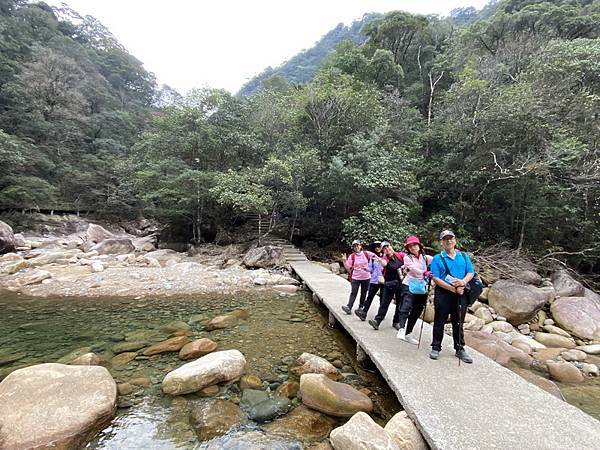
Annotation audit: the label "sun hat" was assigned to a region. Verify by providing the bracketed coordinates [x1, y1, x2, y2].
[404, 235, 422, 247]
[439, 230, 456, 240]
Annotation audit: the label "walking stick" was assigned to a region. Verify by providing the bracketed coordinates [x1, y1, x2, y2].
[457, 291, 464, 366]
[417, 276, 432, 349]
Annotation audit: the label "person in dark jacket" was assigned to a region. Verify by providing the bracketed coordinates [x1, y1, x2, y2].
[368, 241, 406, 330]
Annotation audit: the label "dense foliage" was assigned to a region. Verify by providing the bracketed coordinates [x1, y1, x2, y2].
[1, 0, 599, 275]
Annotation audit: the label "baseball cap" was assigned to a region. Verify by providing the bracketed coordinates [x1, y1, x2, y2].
[439, 230, 456, 240]
[380, 241, 391, 249]
[351, 239, 361, 246]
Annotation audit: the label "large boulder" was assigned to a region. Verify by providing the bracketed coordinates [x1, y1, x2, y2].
[464, 331, 533, 368]
[86, 223, 114, 243]
[550, 291, 600, 341]
[299, 373, 373, 417]
[0, 363, 117, 449]
[384, 411, 428, 450]
[329, 411, 400, 450]
[242, 245, 284, 268]
[487, 280, 553, 325]
[91, 238, 135, 255]
[189, 399, 247, 441]
[533, 332, 576, 349]
[290, 352, 341, 380]
[162, 349, 246, 395]
[547, 361, 585, 383]
[551, 270, 585, 298]
[0, 220, 16, 254]
[514, 270, 543, 286]
[264, 405, 334, 443]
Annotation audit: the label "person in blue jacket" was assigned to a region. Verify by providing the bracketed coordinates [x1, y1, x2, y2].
[429, 230, 474, 363]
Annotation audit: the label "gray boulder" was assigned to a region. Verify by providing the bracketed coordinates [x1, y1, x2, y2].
[242, 245, 284, 268]
[86, 223, 114, 243]
[550, 289, 600, 341]
[91, 238, 135, 255]
[488, 280, 553, 325]
[551, 270, 585, 298]
[0, 220, 16, 255]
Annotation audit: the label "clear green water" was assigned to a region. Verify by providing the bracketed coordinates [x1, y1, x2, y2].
[0, 290, 400, 449]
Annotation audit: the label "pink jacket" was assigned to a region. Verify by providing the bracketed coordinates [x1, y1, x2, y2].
[344, 251, 375, 280]
[402, 254, 433, 286]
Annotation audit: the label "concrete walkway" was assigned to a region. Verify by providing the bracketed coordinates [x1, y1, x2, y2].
[290, 259, 600, 450]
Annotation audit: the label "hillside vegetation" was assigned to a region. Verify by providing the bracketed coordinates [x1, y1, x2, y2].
[1, 0, 599, 278]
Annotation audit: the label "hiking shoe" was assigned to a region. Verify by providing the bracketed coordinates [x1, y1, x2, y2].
[392, 323, 401, 331]
[354, 309, 366, 321]
[341, 305, 351, 315]
[396, 327, 406, 339]
[368, 319, 379, 330]
[455, 350, 473, 364]
[429, 350, 440, 360]
[404, 335, 419, 345]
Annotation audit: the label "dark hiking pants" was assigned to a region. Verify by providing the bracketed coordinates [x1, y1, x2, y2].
[373, 280, 402, 325]
[347, 279, 370, 309]
[361, 282, 383, 312]
[397, 284, 427, 334]
[431, 286, 467, 352]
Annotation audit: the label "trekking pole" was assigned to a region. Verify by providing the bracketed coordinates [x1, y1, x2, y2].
[417, 276, 431, 350]
[457, 292, 463, 367]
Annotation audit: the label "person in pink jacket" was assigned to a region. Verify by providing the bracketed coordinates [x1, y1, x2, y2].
[341, 239, 382, 315]
[396, 236, 433, 344]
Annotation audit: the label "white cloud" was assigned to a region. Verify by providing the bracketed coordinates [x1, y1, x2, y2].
[47, 0, 489, 93]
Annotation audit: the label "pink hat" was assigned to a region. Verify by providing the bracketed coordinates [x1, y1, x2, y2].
[404, 236, 422, 247]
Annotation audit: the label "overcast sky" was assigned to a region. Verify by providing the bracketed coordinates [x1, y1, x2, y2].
[48, 0, 489, 94]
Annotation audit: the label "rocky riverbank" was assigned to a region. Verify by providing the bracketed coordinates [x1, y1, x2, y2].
[0, 216, 300, 298]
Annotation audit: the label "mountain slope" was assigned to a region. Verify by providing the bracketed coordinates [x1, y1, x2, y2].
[237, 13, 379, 96]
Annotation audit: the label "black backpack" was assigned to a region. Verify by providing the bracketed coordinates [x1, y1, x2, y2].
[439, 252, 484, 305]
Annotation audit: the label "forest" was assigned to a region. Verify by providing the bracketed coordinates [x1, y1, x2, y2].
[0, 0, 599, 277]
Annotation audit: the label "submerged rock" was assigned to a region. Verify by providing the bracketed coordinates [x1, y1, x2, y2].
[204, 310, 248, 331]
[299, 373, 373, 417]
[0, 363, 117, 449]
[329, 411, 399, 450]
[264, 405, 334, 442]
[179, 338, 218, 360]
[189, 399, 247, 441]
[143, 335, 190, 356]
[162, 349, 247, 395]
[291, 352, 341, 380]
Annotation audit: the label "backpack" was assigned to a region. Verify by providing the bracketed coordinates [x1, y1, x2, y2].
[347, 252, 372, 281]
[438, 251, 484, 305]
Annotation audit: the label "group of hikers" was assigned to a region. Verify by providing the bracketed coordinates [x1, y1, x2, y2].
[341, 230, 478, 363]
